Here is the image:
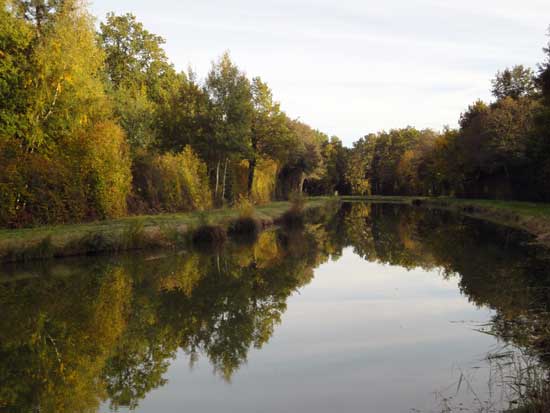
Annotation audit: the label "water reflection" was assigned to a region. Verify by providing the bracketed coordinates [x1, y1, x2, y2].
[1, 203, 549, 412]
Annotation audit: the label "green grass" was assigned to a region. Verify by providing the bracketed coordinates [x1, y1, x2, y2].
[0, 197, 334, 261]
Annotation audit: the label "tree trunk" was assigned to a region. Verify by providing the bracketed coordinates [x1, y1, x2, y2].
[247, 158, 256, 195]
[221, 158, 229, 201]
[214, 159, 220, 199]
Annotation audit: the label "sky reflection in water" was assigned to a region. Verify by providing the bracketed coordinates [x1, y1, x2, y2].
[124, 249, 498, 413]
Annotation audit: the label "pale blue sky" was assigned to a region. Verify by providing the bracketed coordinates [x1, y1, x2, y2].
[90, 0, 550, 145]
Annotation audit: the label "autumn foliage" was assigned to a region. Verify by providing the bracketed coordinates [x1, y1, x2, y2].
[3, 1, 550, 229]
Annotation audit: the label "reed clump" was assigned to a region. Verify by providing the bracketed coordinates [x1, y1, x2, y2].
[276, 192, 306, 228]
[227, 196, 262, 243]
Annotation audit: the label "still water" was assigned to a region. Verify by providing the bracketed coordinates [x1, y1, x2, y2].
[1, 203, 550, 412]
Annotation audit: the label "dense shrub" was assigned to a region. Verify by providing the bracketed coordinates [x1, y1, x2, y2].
[0, 141, 84, 227]
[227, 158, 278, 205]
[83, 121, 132, 219]
[132, 146, 212, 213]
[251, 158, 278, 204]
[227, 196, 261, 243]
[231, 160, 250, 201]
[0, 122, 132, 228]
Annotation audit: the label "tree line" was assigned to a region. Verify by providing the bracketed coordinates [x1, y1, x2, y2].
[339, 40, 550, 201]
[2, 0, 550, 229]
[0, 0, 333, 228]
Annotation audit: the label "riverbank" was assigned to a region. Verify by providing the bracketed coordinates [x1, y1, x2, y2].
[0, 197, 334, 263]
[342, 195, 550, 248]
[3, 195, 549, 263]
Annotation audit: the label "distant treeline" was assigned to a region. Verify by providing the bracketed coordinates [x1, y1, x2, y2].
[2, 1, 550, 229]
[336, 42, 550, 201]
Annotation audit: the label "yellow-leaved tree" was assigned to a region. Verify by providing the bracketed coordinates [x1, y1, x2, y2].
[134, 146, 212, 212]
[0, 0, 132, 226]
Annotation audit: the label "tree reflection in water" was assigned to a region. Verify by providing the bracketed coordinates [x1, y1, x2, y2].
[1, 202, 550, 412]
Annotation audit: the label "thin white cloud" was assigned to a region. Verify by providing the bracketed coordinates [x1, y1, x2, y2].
[90, 0, 550, 145]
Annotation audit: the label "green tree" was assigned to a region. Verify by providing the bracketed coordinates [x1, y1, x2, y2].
[486, 97, 536, 167]
[10, 0, 62, 31]
[345, 136, 375, 195]
[99, 12, 175, 98]
[306, 136, 350, 195]
[157, 71, 212, 156]
[99, 13, 178, 153]
[537, 27, 550, 102]
[395, 129, 438, 195]
[491, 65, 537, 100]
[111, 87, 158, 152]
[276, 119, 324, 198]
[248, 77, 292, 194]
[0, 0, 34, 140]
[369, 128, 423, 195]
[205, 52, 254, 202]
[0, 0, 132, 226]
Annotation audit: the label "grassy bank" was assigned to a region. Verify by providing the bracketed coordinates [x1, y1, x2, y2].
[0, 197, 334, 263]
[342, 195, 550, 247]
[4, 195, 549, 263]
